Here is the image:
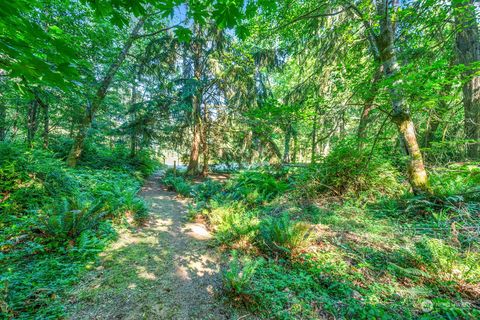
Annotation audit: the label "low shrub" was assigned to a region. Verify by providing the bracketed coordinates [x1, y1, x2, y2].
[226, 170, 289, 205]
[295, 141, 405, 200]
[206, 203, 259, 247]
[395, 237, 480, 284]
[40, 198, 107, 242]
[192, 179, 223, 202]
[223, 253, 261, 304]
[0, 142, 150, 319]
[162, 174, 192, 197]
[258, 214, 313, 259]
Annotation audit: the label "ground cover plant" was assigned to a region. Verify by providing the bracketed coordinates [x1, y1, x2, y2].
[0, 142, 157, 318]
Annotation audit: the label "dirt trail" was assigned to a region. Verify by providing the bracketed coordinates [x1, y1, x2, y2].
[67, 173, 243, 319]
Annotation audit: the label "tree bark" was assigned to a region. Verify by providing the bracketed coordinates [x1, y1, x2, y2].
[282, 124, 292, 163]
[130, 84, 139, 158]
[201, 103, 209, 177]
[357, 67, 382, 149]
[0, 103, 6, 141]
[66, 17, 145, 167]
[311, 104, 319, 163]
[33, 93, 49, 148]
[186, 24, 203, 176]
[453, 0, 480, 159]
[375, 0, 429, 195]
[26, 100, 39, 147]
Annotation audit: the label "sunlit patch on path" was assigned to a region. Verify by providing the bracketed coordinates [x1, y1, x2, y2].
[66, 173, 244, 319]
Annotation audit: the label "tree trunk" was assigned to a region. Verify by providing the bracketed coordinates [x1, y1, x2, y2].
[454, 0, 480, 159]
[0, 103, 6, 141]
[357, 67, 382, 149]
[186, 106, 201, 175]
[66, 17, 145, 167]
[33, 93, 49, 148]
[26, 100, 39, 147]
[282, 124, 292, 163]
[292, 129, 299, 163]
[186, 23, 203, 176]
[130, 84, 139, 158]
[422, 98, 449, 149]
[376, 1, 429, 195]
[311, 104, 319, 163]
[201, 103, 209, 177]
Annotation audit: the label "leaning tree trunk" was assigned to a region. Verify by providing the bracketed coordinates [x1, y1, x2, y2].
[376, 0, 429, 195]
[66, 17, 145, 167]
[454, 0, 480, 159]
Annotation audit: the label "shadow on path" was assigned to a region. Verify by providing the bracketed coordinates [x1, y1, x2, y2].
[67, 173, 247, 319]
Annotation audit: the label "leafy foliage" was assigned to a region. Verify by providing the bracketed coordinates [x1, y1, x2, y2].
[0, 144, 152, 318]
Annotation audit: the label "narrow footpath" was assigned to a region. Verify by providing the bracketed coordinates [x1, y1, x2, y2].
[67, 173, 244, 319]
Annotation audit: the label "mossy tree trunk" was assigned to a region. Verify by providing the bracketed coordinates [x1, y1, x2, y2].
[375, 0, 429, 195]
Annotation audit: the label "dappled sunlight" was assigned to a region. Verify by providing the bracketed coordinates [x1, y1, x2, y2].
[183, 222, 212, 240]
[66, 175, 238, 319]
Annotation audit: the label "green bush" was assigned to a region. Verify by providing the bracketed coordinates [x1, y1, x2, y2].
[226, 170, 289, 205]
[296, 141, 405, 200]
[192, 179, 223, 202]
[206, 203, 259, 246]
[395, 237, 480, 284]
[0, 142, 149, 319]
[258, 214, 313, 258]
[162, 174, 192, 197]
[40, 198, 107, 242]
[223, 253, 261, 302]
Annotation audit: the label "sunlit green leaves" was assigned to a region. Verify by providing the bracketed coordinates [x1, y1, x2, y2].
[174, 26, 192, 43]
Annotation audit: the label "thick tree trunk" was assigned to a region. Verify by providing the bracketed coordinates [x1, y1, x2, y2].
[454, 0, 480, 159]
[0, 104, 6, 141]
[26, 100, 39, 147]
[376, 1, 429, 195]
[186, 105, 201, 175]
[186, 24, 203, 176]
[66, 18, 145, 167]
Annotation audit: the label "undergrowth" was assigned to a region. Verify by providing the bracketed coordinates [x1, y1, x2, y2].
[174, 149, 480, 319]
[0, 141, 158, 319]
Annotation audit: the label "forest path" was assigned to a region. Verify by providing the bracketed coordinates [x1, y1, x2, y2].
[67, 172, 241, 319]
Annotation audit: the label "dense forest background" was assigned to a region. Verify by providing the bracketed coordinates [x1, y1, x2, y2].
[1, 0, 479, 319]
